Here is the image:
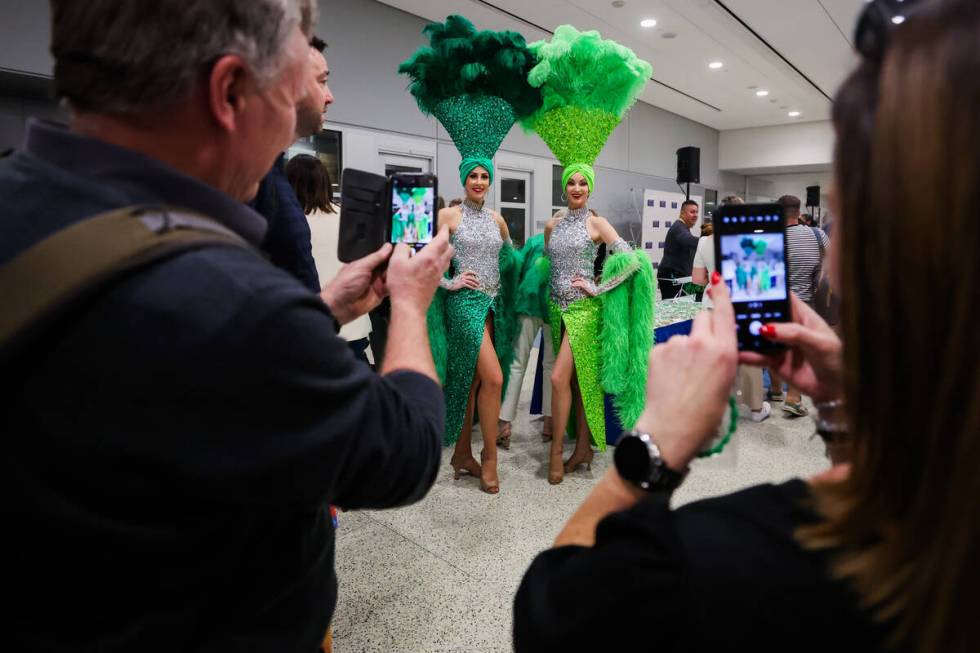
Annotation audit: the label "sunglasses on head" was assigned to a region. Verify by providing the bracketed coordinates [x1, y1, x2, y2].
[854, 0, 925, 63]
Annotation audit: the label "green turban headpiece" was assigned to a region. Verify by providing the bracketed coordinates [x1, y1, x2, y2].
[521, 25, 652, 196]
[398, 15, 542, 188]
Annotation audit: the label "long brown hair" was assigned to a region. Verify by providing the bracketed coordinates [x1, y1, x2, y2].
[285, 154, 335, 214]
[800, 1, 980, 651]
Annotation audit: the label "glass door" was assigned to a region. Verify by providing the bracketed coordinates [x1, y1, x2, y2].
[496, 169, 531, 247]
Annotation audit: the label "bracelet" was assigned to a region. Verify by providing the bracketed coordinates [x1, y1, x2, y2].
[697, 395, 739, 458]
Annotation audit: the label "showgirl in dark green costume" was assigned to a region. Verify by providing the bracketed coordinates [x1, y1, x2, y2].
[521, 25, 655, 485]
[399, 16, 541, 494]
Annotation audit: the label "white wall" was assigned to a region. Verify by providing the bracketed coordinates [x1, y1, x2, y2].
[719, 121, 835, 173]
[745, 171, 834, 214]
[0, 0, 746, 237]
[316, 0, 744, 242]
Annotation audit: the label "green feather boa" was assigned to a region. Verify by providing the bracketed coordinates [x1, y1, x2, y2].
[514, 234, 551, 321]
[600, 250, 655, 429]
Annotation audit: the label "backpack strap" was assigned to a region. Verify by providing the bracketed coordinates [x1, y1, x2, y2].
[0, 205, 254, 359]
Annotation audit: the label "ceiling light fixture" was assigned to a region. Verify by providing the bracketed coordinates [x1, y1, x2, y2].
[788, 111, 801, 117]
[708, 61, 723, 69]
[756, 89, 769, 96]
[641, 18, 657, 27]
[891, 15, 906, 24]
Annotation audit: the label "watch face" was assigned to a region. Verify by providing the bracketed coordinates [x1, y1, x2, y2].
[614, 435, 652, 486]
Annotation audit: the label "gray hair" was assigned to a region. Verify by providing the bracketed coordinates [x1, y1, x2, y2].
[50, 0, 317, 114]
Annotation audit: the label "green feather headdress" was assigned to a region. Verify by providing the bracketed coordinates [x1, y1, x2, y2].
[398, 15, 542, 179]
[521, 25, 652, 186]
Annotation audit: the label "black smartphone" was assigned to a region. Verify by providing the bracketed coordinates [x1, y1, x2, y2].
[338, 168, 388, 263]
[713, 203, 789, 352]
[388, 172, 438, 253]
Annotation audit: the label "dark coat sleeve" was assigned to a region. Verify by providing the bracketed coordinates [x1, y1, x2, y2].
[253, 161, 321, 293]
[513, 493, 694, 652]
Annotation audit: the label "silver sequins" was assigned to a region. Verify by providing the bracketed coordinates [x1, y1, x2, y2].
[547, 206, 599, 309]
[451, 200, 503, 297]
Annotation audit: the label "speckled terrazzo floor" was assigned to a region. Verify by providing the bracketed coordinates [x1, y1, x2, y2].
[330, 350, 830, 652]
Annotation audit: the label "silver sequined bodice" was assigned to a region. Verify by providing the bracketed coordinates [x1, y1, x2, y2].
[547, 207, 599, 308]
[451, 201, 502, 296]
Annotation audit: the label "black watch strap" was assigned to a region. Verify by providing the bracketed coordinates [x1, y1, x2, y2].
[614, 430, 688, 492]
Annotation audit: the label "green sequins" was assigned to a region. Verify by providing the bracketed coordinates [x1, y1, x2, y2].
[434, 94, 516, 162]
[550, 296, 607, 451]
[532, 105, 619, 171]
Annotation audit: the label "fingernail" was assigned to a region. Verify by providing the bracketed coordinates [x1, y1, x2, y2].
[711, 271, 721, 285]
[760, 324, 776, 338]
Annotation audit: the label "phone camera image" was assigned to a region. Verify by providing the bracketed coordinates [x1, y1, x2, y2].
[391, 183, 435, 249]
[714, 205, 789, 353]
[720, 233, 786, 302]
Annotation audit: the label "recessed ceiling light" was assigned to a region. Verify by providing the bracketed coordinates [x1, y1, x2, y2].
[661, 32, 677, 39]
[756, 89, 769, 96]
[708, 61, 723, 69]
[891, 15, 905, 24]
[611, 0, 625, 7]
[641, 18, 657, 27]
[747, 85, 757, 90]
[788, 111, 801, 117]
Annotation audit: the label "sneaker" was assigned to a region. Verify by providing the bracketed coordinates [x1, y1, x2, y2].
[750, 402, 772, 422]
[782, 401, 809, 417]
[766, 390, 784, 402]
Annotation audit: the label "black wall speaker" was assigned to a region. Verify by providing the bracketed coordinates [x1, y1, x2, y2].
[676, 146, 700, 184]
[806, 185, 821, 207]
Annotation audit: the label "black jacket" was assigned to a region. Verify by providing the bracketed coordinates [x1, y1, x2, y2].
[0, 120, 443, 652]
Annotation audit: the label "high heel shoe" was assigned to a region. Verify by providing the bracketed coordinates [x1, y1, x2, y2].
[548, 450, 564, 485]
[480, 451, 499, 494]
[496, 421, 512, 450]
[564, 448, 594, 474]
[451, 456, 481, 480]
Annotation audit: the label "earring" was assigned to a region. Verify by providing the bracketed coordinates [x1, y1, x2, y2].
[561, 192, 567, 202]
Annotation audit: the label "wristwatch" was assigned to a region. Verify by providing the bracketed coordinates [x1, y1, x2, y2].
[614, 429, 688, 492]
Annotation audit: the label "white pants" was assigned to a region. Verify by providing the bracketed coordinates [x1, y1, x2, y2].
[501, 315, 554, 422]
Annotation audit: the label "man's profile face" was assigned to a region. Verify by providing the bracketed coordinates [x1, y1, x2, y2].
[231, 28, 311, 201]
[295, 48, 333, 138]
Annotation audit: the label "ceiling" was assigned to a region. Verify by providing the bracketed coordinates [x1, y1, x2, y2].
[376, 0, 865, 131]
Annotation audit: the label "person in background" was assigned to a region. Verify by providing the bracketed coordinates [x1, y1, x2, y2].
[770, 194, 831, 417]
[286, 154, 372, 364]
[658, 199, 700, 299]
[449, 197, 463, 207]
[0, 1, 454, 648]
[693, 195, 770, 422]
[515, 3, 980, 651]
[436, 195, 446, 212]
[498, 231, 555, 448]
[251, 34, 334, 292]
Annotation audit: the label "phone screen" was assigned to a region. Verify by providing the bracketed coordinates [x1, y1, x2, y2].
[713, 203, 789, 352]
[390, 174, 437, 251]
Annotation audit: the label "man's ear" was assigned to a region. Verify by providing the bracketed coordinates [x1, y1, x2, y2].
[207, 55, 250, 133]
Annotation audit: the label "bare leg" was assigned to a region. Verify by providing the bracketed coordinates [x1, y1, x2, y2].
[548, 331, 575, 484]
[565, 374, 594, 472]
[768, 370, 785, 400]
[450, 379, 481, 479]
[475, 319, 503, 493]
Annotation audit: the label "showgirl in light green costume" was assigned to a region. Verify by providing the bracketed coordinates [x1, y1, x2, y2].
[521, 25, 655, 484]
[399, 15, 541, 494]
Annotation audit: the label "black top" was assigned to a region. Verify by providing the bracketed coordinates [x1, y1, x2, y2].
[660, 219, 700, 276]
[250, 154, 321, 293]
[0, 120, 444, 652]
[514, 480, 890, 653]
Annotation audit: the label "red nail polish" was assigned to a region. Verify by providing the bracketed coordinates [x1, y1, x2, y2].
[711, 271, 721, 285]
[760, 324, 776, 338]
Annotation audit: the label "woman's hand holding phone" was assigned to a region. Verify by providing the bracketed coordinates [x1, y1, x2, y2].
[738, 293, 844, 404]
